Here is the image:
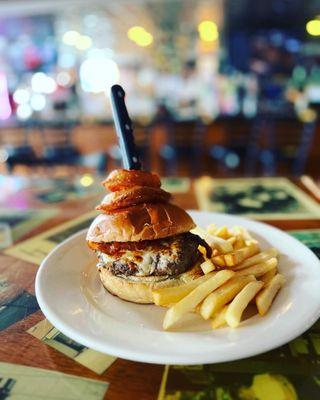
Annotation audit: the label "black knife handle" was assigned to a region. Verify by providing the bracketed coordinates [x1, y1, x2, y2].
[110, 84, 142, 170]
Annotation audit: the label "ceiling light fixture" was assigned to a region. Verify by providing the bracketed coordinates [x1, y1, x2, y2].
[127, 26, 153, 47]
[306, 18, 320, 36]
[198, 20, 219, 42]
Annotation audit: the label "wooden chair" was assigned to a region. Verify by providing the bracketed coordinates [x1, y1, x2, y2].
[245, 111, 317, 176]
[39, 120, 80, 166]
[0, 122, 37, 171]
[208, 116, 253, 175]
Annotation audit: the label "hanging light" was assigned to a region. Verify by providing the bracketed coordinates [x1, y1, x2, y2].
[306, 18, 320, 36]
[127, 26, 153, 47]
[198, 20, 219, 42]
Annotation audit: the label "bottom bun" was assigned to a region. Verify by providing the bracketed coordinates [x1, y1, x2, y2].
[98, 262, 204, 304]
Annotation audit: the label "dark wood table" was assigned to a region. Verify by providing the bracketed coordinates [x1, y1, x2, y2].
[0, 172, 319, 399]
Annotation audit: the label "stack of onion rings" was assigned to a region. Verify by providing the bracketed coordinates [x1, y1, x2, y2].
[98, 169, 171, 213]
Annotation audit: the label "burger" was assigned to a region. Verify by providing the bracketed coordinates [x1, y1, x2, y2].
[87, 169, 211, 304]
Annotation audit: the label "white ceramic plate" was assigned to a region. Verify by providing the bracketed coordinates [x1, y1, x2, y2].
[35, 211, 320, 365]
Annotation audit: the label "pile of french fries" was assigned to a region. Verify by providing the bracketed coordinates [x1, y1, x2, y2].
[152, 224, 285, 331]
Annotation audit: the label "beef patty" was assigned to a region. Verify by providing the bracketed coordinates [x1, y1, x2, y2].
[94, 232, 211, 277]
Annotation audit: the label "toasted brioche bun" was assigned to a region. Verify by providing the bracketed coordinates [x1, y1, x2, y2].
[97, 186, 171, 213]
[98, 261, 203, 304]
[87, 202, 195, 243]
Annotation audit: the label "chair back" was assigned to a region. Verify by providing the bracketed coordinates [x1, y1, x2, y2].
[0, 123, 37, 170]
[40, 120, 79, 165]
[246, 112, 317, 175]
[166, 119, 204, 152]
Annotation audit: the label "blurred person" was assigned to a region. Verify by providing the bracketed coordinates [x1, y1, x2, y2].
[154, 60, 203, 120]
[154, 70, 181, 113]
[175, 60, 199, 119]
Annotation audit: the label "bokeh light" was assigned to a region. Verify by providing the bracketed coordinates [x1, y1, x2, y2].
[31, 72, 57, 94]
[75, 35, 92, 50]
[80, 55, 119, 93]
[198, 20, 219, 42]
[306, 19, 320, 36]
[0, 73, 11, 120]
[63, 30, 80, 45]
[57, 71, 71, 86]
[13, 88, 30, 104]
[80, 174, 94, 187]
[16, 104, 33, 120]
[127, 26, 153, 47]
[0, 149, 9, 163]
[58, 53, 76, 68]
[30, 94, 46, 111]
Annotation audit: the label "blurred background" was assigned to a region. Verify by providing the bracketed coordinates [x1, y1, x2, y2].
[0, 0, 320, 178]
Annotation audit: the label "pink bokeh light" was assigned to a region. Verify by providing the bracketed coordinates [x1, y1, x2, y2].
[0, 72, 12, 120]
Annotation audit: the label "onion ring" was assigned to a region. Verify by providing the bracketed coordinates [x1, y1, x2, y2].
[97, 186, 171, 212]
[102, 169, 161, 192]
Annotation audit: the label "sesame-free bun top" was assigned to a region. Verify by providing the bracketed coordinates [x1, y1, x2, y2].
[86, 202, 196, 243]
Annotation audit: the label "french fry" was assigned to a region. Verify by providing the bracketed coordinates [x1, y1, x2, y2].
[245, 239, 259, 246]
[198, 245, 207, 258]
[163, 270, 235, 330]
[214, 242, 260, 268]
[200, 275, 255, 320]
[225, 281, 264, 328]
[235, 258, 278, 278]
[201, 259, 215, 274]
[157, 223, 285, 331]
[211, 306, 228, 329]
[227, 236, 236, 245]
[191, 227, 233, 254]
[223, 248, 246, 267]
[233, 235, 246, 250]
[256, 274, 285, 316]
[214, 226, 230, 239]
[240, 242, 260, 259]
[206, 223, 217, 235]
[194, 304, 201, 314]
[260, 268, 277, 284]
[211, 236, 233, 254]
[231, 226, 255, 242]
[224, 253, 239, 267]
[152, 274, 213, 306]
[212, 255, 226, 267]
[234, 248, 279, 270]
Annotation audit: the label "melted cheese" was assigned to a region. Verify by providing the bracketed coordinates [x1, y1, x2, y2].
[97, 234, 195, 277]
[99, 251, 156, 276]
